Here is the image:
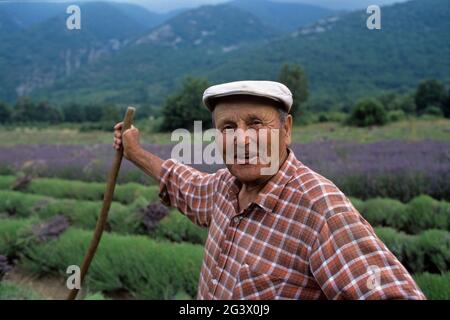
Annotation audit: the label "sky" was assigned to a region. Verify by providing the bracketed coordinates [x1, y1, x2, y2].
[0, 0, 413, 13]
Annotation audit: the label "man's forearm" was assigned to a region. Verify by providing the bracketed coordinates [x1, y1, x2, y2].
[127, 147, 164, 182]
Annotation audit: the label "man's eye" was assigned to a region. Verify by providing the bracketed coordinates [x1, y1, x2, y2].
[222, 126, 234, 132]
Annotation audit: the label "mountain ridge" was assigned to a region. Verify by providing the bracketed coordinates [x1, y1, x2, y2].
[0, 0, 449, 110]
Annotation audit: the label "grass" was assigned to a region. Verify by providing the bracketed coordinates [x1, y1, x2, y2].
[0, 126, 173, 146]
[0, 176, 159, 205]
[350, 195, 450, 234]
[0, 119, 448, 146]
[20, 228, 204, 299]
[0, 281, 42, 300]
[374, 227, 450, 274]
[0, 190, 147, 234]
[413, 272, 450, 300]
[152, 210, 208, 245]
[290, 118, 450, 143]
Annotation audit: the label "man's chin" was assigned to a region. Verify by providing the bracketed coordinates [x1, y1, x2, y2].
[227, 163, 266, 182]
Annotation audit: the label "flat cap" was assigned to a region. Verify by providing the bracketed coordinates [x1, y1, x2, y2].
[202, 80, 293, 112]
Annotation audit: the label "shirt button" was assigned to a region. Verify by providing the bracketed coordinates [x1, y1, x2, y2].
[212, 279, 218, 285]
[233, 217, 240, 224]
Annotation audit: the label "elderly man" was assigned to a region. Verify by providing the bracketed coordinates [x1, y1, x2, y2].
[113, 81, 425, 300]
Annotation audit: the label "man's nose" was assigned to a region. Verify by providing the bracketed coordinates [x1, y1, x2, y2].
[234, 127, 253, 146]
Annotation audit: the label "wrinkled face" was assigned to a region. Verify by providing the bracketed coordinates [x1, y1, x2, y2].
[212, 96, 292, 184]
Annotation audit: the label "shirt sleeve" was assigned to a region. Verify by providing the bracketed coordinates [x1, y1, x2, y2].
[158, 158, 218, 228]
[309, 211, 426, 300]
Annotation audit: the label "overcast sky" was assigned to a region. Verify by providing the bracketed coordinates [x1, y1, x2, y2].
[1, 0, 413, 12]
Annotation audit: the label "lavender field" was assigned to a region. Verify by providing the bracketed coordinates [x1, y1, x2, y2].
[1, 140, 449, 201]
[1, 125, 450, 299]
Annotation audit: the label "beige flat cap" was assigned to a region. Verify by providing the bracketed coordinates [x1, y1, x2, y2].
[202, 80, 293, 112]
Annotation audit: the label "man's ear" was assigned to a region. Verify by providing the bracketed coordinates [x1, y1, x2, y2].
[284, 114, 293, 146]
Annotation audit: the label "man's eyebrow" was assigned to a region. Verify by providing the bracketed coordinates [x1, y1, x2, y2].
[216, 118, 236, 127]
[246, 114, 263, 122]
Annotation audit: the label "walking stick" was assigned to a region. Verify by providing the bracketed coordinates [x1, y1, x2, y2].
[67, 106, 136, 300]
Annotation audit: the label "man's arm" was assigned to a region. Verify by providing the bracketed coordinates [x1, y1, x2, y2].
[309, 210, 426, 300]
[113, 122, 163, 181]
[113, 122, 217, 227]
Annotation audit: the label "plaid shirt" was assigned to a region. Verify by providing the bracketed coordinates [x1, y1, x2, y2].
[159, 149, 425, 300]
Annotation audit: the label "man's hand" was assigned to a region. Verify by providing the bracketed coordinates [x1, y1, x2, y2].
[113, 122, 141, 160]
[112, 122, 164, 181]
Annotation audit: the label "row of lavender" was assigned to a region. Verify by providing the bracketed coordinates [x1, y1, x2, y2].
[0, 140, 449, 201]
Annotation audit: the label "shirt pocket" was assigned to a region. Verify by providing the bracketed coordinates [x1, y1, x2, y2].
[231, 263, 283, 300]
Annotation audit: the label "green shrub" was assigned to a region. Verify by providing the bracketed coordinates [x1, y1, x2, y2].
[9, 177, 158, 205]
[0, 191, 206, 245]
[375, 227, 450, 274]
[374, 227, 415, 265]
[84, 292, 107, 300]
[108, 197, 148, 234]
[387, 110, 406, 122]
[0, 191, 51, 218]
[115, 183, 159, 205]
[0, 191, 146, 234]
[418, 230, 450, 274]
[0, 175, 15, 190]
[21, 228, 204, 299]
[41, 199, 103, 229]
[413, 272, 450, 300]
[0, 281, 42, 300]
[406, 195, 449, 234]
[363, 198, 407, 230]
[316, 111, 347, 123]
[24, 178, 105, 202]
[0, 218, 36, 256]
[152, 210, 208, 245]
[354, 195, 450, 234]
[422, 106, 444, 117]
[347, 197, 365, 212]
[347, 98, 388, 127]
[42, 199, 138, 232]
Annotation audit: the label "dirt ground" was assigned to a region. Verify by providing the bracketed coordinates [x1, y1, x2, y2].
[4, 267, 87, 300]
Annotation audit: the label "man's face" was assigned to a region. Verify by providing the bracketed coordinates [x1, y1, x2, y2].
[213, 96, 292, 184]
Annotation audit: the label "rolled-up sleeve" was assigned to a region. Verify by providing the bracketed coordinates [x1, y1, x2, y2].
[309, 211, 426, 300]
[159, 159, 219, 228]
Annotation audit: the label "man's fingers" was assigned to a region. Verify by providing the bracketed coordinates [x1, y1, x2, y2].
[122, 127, 135, 137]
[113, 124, 138, 153]
[112, 122, 127, 151]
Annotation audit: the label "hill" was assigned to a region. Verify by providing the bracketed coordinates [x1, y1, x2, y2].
[208, 0, 450, 107]
[1, 0, 449, 109]
[31, 4, 279, 105]
[230, 0, 335, 32]
[0, 1, 172, 100]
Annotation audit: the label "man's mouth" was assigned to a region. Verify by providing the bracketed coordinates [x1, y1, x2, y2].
[234, 153, 258, 163]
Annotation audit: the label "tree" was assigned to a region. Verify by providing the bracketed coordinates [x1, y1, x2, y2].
[0, 101, 11, 123]
[278, 64, 309, 120]
[414, 80, 446, 115]
[160, 77, 211, 131]
[100, 104, 122, 123]
[378, 92, 398, 111]
[62, 102, 86, 123]
[11, 97, 35, 123]
[83, 104, 103, 122]
[12, 98, 63, 123]
[348, 98, 387, 127]
[394, 93, 416, 114]
[443, 89, 450, 118]
[34, 101, 63, 123]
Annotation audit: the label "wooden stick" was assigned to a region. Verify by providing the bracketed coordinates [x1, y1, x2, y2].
[67, 106, 136, 300]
